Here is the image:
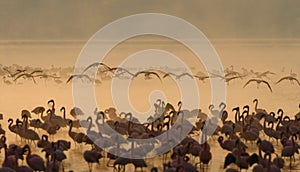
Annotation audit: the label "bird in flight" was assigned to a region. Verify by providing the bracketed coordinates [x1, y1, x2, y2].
[209, 73, 242, 85]
[34, 73, 60, 79]
[250, 70, 276, 79]
[81, 62, 111, 74]
[13, 70, 45, 84]
[14, 73, 37, 84]
[132, 70, 161, 81]
[66, 74, 93, 83]
[193, 75, 210, 82]
[3, 68, 26, 78]
[162, 72, 194, 80]
[275, 76, 300, 86]
[104, 67, 134, 77]
[243, 79, 273, 92]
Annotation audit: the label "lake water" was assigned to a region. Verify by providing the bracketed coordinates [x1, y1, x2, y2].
[0, 39, 299, 171]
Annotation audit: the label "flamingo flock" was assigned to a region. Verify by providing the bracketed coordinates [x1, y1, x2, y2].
[1, 64, 299, 92]
[0, 98, 298, 172]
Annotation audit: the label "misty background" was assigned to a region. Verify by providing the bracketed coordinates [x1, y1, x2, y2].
[0, 0, 300, 40]
[0, 0, 299, 69]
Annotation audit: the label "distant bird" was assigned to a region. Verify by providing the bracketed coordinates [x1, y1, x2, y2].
[209, 73, 242, 84]
[224, 65, 243, 77]
[193, 75, 209, 82]
[103, 67, 134, 76]
[132, 71, 161, 81]
[2, 76, 13, 85]
[290, 69, 297, 77]
[3, 68, 26, 78]
[14, 70, 43, 80]
[29, 70, 44, 75]
[223, 76, 243, 84]
[81, 62, 111, 74]
[34, 73, 60, 79]
[243, 79, 272, 92]
[275, 76, 300, 86]
[162, 72, 193, 80]
[66, 74, 93, 83]
[13, 73, 37, 84]
[251, 70, 276, 79]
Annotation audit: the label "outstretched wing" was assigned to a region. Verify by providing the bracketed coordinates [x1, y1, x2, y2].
[3, 67, 13, 76]
[82, 74, 93, 82]
[149, 72, 162, 81]
[108, 67, 135, 76]
[243, 79, 255, 88]
[82, 62, 111, 74]
[133, 71, 146, 78]
[13, 73, 27, 81]
[262, 80, 272, 92]
[66, 75, 77, 83]
[162, 72, 177, 78]
[227, 76, 242, 82]
[30, 70, 43, 75]
[292, 77, 300, 86]
[275, 76, 289, 85]
[178, 72, 193, 79]
[193, 75, 209, 80]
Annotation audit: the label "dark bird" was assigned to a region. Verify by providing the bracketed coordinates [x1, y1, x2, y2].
[69, 107, 84, 118]
[103, 67, 134, 76]
[23, 144, 46, 171]
[66, 74, 93, 83]
[193, 75, 209, 82]
[13, 73, 37, 84]
[33, 73, 60, 79]
[83, 149, 103, 172]
[251, 70, 276, 79]
[209, 72, 242, 84]
[243, 79, 273, 92]
[3, 68, 26, 78]
[82, 62, 111, 74]
[275, 76, 300, 86]
[133, 71, 161, 81]
[162, 72, 194, 80]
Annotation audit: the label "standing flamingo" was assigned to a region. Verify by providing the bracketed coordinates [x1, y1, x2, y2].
[23, 144, 45, 171]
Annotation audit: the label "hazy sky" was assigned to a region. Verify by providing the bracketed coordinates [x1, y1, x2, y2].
[1, 0, 300, 40]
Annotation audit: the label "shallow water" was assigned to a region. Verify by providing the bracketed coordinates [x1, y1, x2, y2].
[0, 40, 299, 171]
[0, 81, 299, 172]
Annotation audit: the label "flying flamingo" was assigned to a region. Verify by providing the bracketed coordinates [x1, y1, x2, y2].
[276, 76, 300, 86]
[243, 79, 273, 92]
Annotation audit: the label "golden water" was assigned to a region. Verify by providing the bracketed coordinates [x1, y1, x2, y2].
[0, 39, 299, 171]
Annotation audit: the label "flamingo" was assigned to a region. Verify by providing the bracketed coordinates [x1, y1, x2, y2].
[2, 144, 18, 171]
[132, 70, 162, 81]
[256, 138, 274, 153]
[31, 106, 45, 119]
[23, 144, 45, 171]
[243, 79, 273, 92]
[68, 120, 85, 145]
[253, 99, 268, 120]
[197, 130, 212, 170]
[66, 74, 93, 83]
[20, 115, 40, 143]
[276, 76, 300, 86]
[162, 72, 194, 80]
[281, 135, 298, 168]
